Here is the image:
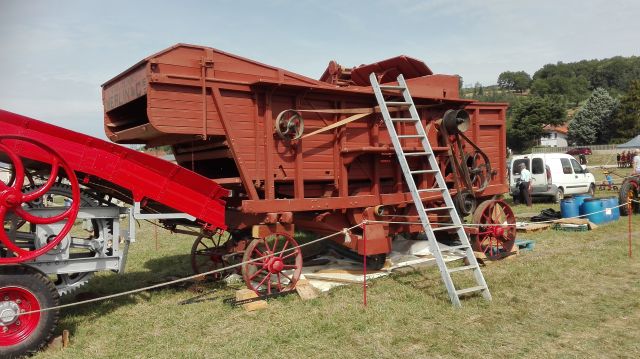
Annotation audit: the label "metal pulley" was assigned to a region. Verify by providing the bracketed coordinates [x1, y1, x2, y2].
[275, 110, 304, 141]
[442, 109, 470, 134]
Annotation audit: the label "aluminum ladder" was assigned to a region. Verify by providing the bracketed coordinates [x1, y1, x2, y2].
[369, 73, 491, 307]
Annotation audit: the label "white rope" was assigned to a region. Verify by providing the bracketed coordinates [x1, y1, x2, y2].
[368, 201, 631, 227]
[15, 199, 639, 317]
[17, 222, 365, 317]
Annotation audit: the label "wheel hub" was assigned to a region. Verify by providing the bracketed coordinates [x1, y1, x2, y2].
[0, 301, 20, 326]
[265, 256, 284, 274]
[490, 226, 505, 238]
[0, 188, 22, 208]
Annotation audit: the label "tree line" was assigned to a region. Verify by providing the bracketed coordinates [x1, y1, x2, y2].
[463, 56, 640, 152]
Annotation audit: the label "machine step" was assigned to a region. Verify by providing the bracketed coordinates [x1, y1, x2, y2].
[456, 286, 487, 296]
[424, 206, 454, 212]
[380, 85, 405, 90]
[432, 225, 461, 232]
[448, 265, 476, 273]
[391, 118, 418, 122]
[410, 169, 438, 174]
[385, 101, 412, 106]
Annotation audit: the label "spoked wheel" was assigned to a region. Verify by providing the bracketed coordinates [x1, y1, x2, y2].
[190, 231, 236, 280]
[0, 266, 60, 358]
[471, 200, 517, 260]
[465, 151, 491, 191]
[619, 180, 640, 216]
[241, 233, 303, 295]
[0, 136, 80, 263]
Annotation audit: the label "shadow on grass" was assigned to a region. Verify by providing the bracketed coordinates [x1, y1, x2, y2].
[57, 253, 230, 334]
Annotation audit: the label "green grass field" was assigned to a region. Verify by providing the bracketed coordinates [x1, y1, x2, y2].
[33, 153, 640, 358]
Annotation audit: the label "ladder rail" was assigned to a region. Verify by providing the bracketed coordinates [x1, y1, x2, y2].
[369, 73, 491, 306]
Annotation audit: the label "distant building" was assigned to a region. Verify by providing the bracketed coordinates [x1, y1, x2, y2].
[540, 124, 568, 147]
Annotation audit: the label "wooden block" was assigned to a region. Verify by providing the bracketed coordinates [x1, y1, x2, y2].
[47, 335, 64, 352]
[62, 330, 70, 348]
[304, 274, 364, 285]
[295, 279, 318, 300]
[517, 223, 551, 232]
[235, 289, 268, 312]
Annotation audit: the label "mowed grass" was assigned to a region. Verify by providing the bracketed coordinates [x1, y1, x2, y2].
[33, 153, 640, 358]
[32, 209, 640, 358]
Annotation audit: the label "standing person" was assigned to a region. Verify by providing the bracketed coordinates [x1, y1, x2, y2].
[617, 152, 621, 168]
[579, 153, 587, 166]
[633, 149, 640, 175]
[518, 163, 532, 207]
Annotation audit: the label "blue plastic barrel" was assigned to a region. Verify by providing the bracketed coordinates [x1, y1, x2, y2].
[574, 194, 592, 212]
[603, 196, 620, 222]
[581, 198, 606, 224]
[560, 199, 579, 218]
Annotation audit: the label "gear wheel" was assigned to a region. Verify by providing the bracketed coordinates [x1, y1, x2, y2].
[21, 183, 114, 296]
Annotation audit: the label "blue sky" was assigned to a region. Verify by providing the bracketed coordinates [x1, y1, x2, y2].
[1, 0, 639, 139]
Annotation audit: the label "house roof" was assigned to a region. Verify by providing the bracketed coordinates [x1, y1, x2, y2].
[543, 124, 568, 135]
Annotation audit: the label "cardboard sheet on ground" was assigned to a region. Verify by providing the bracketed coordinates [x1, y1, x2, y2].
[301, 238, 465, 292]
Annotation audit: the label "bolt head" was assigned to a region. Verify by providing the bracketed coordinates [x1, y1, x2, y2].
[15, 299, 21, 305]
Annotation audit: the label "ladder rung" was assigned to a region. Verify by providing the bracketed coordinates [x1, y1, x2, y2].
[410, 169, 438, 174]
[417, 188, 445, 193]
[397, 135, 423, 139]
[432, 225, 462, 232]
[424, 206, 454, 212]
[456, 286, 486, 296]
[448, 265, 476, 273]
[385, 101, 412, 106]
[391, 118, 417, 122]
[404, 152, 432, 156]
[445, 244, 471, 250]
[380, 85, 405, 90]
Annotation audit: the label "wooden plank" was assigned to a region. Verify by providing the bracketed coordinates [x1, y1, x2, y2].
[295, 279, 318, 300]
[517, 223, 551, 232]
[235, 289, 268, 312]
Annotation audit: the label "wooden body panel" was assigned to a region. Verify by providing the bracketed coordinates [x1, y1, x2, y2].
[102, 44, 508, 255]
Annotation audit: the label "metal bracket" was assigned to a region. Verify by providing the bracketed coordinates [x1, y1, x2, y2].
[132, 202, 196, 221]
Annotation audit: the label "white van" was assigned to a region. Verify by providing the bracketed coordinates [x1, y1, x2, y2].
[509, 153, 596, 203]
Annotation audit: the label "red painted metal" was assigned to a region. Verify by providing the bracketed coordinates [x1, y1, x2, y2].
[100, 43, 511, 262]
[0, 136, 81, 263]
[0, 110, 228, 234]
[471, 200, 516, 259]
[241, 233, 302, 294]
[0, 286, 41, 346]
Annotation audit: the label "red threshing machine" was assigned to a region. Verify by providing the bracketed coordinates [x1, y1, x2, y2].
[1, 43, 515, 356]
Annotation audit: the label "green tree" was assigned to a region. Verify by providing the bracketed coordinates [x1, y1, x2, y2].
[611, 80, 640, 142]
[507, 96, 566, 151]
[497, 71, 532, 93]
[567, 88, 618, 145]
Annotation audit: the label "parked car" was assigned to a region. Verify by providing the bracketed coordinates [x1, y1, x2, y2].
[510, 153, 596, 203]
[566, 147, 592, 155]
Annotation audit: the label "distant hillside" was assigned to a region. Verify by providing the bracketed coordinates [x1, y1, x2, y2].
[530, 56, 640, 104]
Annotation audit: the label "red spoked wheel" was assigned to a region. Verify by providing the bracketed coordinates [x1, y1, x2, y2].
[0, 286, 41, 346]
[0, 266, 60, 357]
[241, 233, 303, 295]
[190, 231, 237, 280]
[471, 199, 516, 260]
[0, 136, 80, 263]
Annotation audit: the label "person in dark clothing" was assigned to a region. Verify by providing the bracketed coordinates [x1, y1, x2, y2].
[579, 153, 587, 165]
[617, 153, 621, 168]
[518, 163, 532, 207]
